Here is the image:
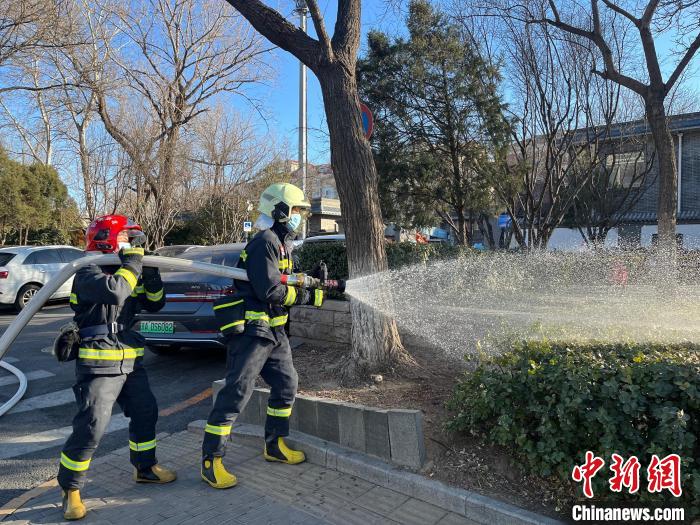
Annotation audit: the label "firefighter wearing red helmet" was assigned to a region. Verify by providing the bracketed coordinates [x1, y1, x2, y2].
[57, 215, 176, 521]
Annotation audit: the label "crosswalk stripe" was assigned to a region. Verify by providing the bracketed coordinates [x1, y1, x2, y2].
[0, 414, 129, 459]
[8, 387, 75, 414]
[0, 369, 54, 388]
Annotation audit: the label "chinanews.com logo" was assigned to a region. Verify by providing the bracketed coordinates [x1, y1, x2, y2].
[570, 451, 687, 523]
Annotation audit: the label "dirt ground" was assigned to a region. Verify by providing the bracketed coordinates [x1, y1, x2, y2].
[288, 341, 569, 519]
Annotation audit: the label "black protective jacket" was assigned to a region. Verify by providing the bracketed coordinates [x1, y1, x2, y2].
[234, 222, 296, 342]
[70, 256, 165, 375]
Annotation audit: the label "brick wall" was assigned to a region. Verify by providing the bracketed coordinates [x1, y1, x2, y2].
[289, 300, 351, 347]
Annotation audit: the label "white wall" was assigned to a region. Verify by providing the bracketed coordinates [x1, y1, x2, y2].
[641, 224, 700, 249]
[509, 227, 619, 251]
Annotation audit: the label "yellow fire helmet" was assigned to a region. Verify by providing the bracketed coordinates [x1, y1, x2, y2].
[258, 182, 311, 223]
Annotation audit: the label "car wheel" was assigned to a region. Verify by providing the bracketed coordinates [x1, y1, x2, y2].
[15, 284, 41, 312]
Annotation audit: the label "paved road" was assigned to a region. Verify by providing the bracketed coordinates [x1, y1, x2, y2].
[0, 303, 225, 508]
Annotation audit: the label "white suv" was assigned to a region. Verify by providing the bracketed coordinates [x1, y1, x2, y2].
[0, 245, 86, 311]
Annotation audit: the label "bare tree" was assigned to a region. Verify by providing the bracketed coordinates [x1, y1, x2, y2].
[0, 0, 58, 67]
[0, 57, 57, 165]
[569, 85, 656, 247]
[490, 21, 611, 249]
[85, 0, 268, 248]
[188, 109, 286, 244]
[516, 0, 700, 253]
[223, 0, 414, 380]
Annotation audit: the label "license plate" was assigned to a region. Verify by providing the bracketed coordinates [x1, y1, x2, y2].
[139, 321, 175, 334]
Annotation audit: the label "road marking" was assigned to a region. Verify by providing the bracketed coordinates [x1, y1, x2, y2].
[0, 414, 129, 459]
[1, 357, 19, 363]
[0, 386, 209, 460]
[8, 387, 75, 414]
[158, 387, 212, 417]
[0, 369, 54, 388]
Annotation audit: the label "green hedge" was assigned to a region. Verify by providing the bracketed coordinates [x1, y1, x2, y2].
[296, 241, 470, 281]
[447, 341, 699, 510]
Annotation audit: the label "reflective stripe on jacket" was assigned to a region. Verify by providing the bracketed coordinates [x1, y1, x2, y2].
[234, 222, 295, 341]
[70, 261, 165, 375]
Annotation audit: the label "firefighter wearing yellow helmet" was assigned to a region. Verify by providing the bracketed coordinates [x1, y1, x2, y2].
[201, 182, 325, 489]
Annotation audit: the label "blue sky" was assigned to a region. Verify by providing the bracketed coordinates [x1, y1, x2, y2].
[237, 0, 402, 164]
[237, 1, 699, 165]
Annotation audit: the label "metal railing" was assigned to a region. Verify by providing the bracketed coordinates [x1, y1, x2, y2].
[0, 255, 250, 416]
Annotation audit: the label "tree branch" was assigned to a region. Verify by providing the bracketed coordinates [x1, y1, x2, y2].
[305, 0, 333, 62]
[600, 0, 639, 25]
[665, 31, 700, 92]
[332, 0, 361, 60]
[223, 0, 322, 69]
[0, 82, 82, 95]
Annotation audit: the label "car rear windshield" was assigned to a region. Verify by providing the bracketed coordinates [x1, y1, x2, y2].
[0, 253, 16, 266]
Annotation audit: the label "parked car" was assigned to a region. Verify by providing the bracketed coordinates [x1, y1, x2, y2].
[154, 245, 199, 257]
[135, 244, 244, 351]
[301, 234, 345, 245]
[0, 245, 86, 311]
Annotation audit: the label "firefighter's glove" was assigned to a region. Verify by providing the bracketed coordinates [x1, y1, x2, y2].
[308, 288, 324, 308]
[142, 265, 160, 282]
[292, 288, 323, 308]
[118, 246, 144, 275]
[294, 288, 311, 305]
[310, 262, 328, 283]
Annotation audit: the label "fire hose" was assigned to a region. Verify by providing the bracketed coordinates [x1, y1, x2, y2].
[0, 254, 344, 416]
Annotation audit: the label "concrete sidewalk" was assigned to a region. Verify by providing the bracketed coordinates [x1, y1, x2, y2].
[2, 429, 476, 525]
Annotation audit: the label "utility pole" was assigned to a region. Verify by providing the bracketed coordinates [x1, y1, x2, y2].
[294, 0, 308, 239]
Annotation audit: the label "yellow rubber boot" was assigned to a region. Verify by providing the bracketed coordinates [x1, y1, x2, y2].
[62, 489, 86, 521]
[201, 457, 237, 489]
[134, 464, 177, 483]
[264, 437, 306, 464]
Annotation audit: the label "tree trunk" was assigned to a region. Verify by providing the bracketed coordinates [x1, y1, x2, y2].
[78, 123, 95, 220]
[318, 63, 413, 380]
[645, 96, 677, 255]
[457, 209, 468, 246]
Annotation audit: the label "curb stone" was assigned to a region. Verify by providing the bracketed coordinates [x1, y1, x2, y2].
[188, 420, 563, 525]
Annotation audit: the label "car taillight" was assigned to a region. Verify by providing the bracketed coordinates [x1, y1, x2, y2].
[0, 271, 8, 279]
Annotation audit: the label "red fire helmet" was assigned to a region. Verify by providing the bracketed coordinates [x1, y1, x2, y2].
[86, 215, 144, 253]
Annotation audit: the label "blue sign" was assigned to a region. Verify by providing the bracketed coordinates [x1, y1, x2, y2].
[498, 213, 512, 229]
[243, 221, 252, 232]
[360, 103, 374, 139]
[430, 228, 449, 239]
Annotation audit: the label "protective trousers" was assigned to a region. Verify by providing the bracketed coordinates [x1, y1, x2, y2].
[202, 332, 298, 458]
[57, 367, 159, 490]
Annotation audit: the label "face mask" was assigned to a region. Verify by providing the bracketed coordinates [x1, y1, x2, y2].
[286, 213, 302, 233]
[118, 242, 131, 250]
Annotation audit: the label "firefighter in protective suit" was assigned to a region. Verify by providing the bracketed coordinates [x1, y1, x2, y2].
[201, 183, 324, 489]
[57, 215, 176, 520]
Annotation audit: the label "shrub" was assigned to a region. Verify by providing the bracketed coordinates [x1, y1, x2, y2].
[296, 240, 470, 281]
[447, 340, 699, 510]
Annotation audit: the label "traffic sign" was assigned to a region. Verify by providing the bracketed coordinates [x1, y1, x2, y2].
[243, 221, 252, 232]
[360, 102, 374, 139]
[498, 213, 512, 229]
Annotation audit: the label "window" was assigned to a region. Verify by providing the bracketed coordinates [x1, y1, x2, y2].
[607, 152, 645, 188]
[0, 253, 16, 266]
[58, 248, 85, 262]
[322, 186, 337, 199]
[24, 249, 63, 265]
